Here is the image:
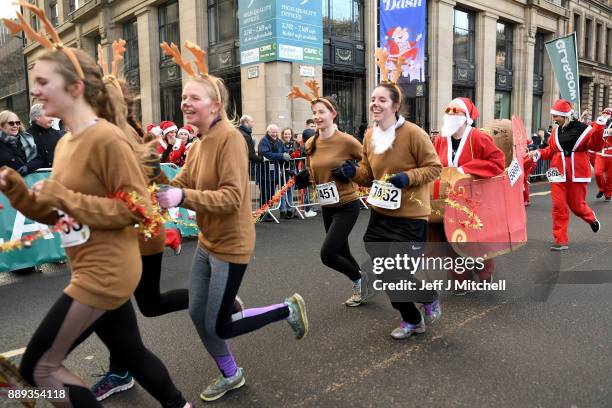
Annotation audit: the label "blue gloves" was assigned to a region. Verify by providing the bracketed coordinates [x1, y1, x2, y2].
[331, 161, 357, 183]
[388, 172, 409, 188]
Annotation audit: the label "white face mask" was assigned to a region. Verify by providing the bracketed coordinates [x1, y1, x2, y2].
[441, 114, 467, 137]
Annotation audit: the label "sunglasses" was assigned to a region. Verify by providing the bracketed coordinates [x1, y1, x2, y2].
[444, 107, 465, 116]
[4, 121, 21, 126]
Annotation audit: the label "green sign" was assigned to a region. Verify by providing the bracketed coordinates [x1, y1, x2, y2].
[545, 33, 580, 113]
[239, 0, 323, 65]
[0, 166, 198, 273]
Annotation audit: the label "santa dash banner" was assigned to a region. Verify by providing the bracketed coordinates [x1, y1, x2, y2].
[545, 33, 580, 114]
[379, 0, 427, 84]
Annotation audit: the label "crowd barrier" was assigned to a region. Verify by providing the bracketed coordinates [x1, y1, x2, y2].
[0, 164, 197, 273]
[249, 158, 368, 223]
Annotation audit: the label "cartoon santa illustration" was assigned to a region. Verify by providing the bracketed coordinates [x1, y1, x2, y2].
[385, 26, 422, 62]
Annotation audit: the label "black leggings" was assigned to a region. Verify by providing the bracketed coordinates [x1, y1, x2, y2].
[363, 211, 436, 325]
[20, 294, 186, 408]
[110, 253, 189, 373]
[320, 200, 362, 281]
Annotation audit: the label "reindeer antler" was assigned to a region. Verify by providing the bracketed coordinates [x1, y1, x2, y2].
[375, 48, 390, 83]
[184, 41, 209, 76]
[390, 55, 406, 84]
[287, 86, 313, 102]
[160, 42, 195, 77]
[304, 80, 321, 99]
[2, 2, 84, 79]
[97, 44, 108, 75]
[111, 39, 126, 77]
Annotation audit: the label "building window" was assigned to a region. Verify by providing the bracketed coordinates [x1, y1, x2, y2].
[595, 23, 601, 62]
[533, 32, 545, 131]
[68, 0, 79, 13]
[584, 18, 591, 60]
[159, 0, 180, 61]
[534, 33, 545, 81]
[322, 0, 364, 41]
[603, 86, 609, 111]
[495, 22, 513, 70]
[49, 1, 59, 27]
[573, 13, 581, 40]
[532, 95, 542, 136]
[208, 0, 237, 46]
[30, 14, 38, 32]
[592, 84, 599, 117]
[494, 91, 511, 119]
[607, 28, 612, 65]
[123, 20, 139, 71]
[453, 9, 475, 63]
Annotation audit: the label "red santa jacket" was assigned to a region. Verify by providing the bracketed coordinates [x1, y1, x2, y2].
[597, 134, 612, 157]
[433, 126, 505, 178]
[537, 121, 604, 182]
[157, 138, 186, 166]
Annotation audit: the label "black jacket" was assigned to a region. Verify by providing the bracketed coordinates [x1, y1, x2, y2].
[26, 123, 65, 168]
[0, 131, 42, 175]
[238, 125, 262, 163]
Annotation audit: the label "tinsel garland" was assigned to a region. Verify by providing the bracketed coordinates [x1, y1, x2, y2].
[252, 177, 296, 223]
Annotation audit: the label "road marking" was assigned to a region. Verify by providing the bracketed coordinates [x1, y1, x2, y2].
[530, 191, 551, 196]
[0, 347, 26, 359]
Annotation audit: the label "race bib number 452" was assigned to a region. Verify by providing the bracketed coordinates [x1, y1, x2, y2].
[367, 180, 401, 210]
[316, 182, 340, 205]
[57, 210, 91, 248]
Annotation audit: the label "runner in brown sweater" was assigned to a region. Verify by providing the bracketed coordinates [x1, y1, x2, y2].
[289, 81, 373, 306]
[333, 79, 443, 339]
[0, 9, 190, 407]
[155, 41, 308, 402]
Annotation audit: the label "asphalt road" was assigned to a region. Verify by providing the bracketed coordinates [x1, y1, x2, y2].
[1, 182, 611, 408]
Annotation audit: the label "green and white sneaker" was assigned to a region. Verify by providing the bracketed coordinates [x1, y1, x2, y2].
[345, 271, 374, 307]
[285, 293, 308, 339]
[200, 367, 245, 402]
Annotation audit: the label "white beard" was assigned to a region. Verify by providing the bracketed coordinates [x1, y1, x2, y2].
[441, 114, 467, 137]
[371, 116, 405, 154]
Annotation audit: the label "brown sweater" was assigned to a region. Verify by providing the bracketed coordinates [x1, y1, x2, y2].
[171, 120, 255, 264]
[306, 130, 363, 206]
[2, 119, 151, 310]
[354, 121, 442, 220]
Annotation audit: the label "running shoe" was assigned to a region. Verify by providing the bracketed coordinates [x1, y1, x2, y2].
[605, 197, 612, 202]
[390, 318, 426, 340]
[304, 209, 317, 218]
[417, 299, 442, 326]
[590, 218, 601, 233]
[91, 371, 135, 401]
[284, 293, 308, 339]
[200, 367, 245, 402]
[345, 272, 374, 307]
[550, 243, 569, 251]
[596, 191, 604, 199]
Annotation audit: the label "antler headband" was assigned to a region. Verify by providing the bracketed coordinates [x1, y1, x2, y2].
[2, 2, 84, 79]
[160, 41, 220, 101]
[98, 39, 127, 95]
[287, 80, 335, 112]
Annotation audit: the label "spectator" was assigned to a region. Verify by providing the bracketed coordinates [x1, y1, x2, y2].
[26, 104, 65, 168]
[0, 110, 42, 175]
[257, 124, 290, 221]
[280, 127, 297, 219]
[302, 119, 317, 145]
[159, 120, 186, 166]
[238, 114, 262, 179]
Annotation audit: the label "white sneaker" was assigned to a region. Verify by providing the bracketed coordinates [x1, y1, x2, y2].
[345, 272, 374, 307]
[304, 209, 317, 217]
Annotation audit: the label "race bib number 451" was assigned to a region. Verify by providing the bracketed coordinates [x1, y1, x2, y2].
[367, 180, 401, 210]
[57, 210, 90, 248]
[316, 182, 340, 205]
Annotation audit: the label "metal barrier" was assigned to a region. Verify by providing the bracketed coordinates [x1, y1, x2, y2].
[529, 159, 550, 181]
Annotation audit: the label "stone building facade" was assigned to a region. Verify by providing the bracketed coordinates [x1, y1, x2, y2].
[11, 0, 612, 139]
[0, 24, 28, 122]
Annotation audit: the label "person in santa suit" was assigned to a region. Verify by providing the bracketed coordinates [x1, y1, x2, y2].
[527, 100, 609, 251]
[594, 111, 612, 201]
[523, 134, 536, 206]
[431, 97, 505, 293]
[158, 120, 187, 166]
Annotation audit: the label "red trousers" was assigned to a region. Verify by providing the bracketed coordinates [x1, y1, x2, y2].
[165, 228, 182, 252]
[523, 160, 536, 203]
[550, 182, 596, 245]
[594, 155, 612, 198]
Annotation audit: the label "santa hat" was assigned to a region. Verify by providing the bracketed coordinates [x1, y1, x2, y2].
[177, 127, 191, 137]
[160, 120, 178, 136]
[146, 123, 162, 137]
[450, 97, 479, 126]
[550, 99, 573, 117]
[183, 124, 195, 135]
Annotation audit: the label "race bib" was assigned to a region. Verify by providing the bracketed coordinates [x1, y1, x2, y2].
[57, 210, 90, 248]
[546, 167, 566, 183]
[367, 180, 401, 210]
[316, 182, 340, 205]
[508, 158, 522, 187]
